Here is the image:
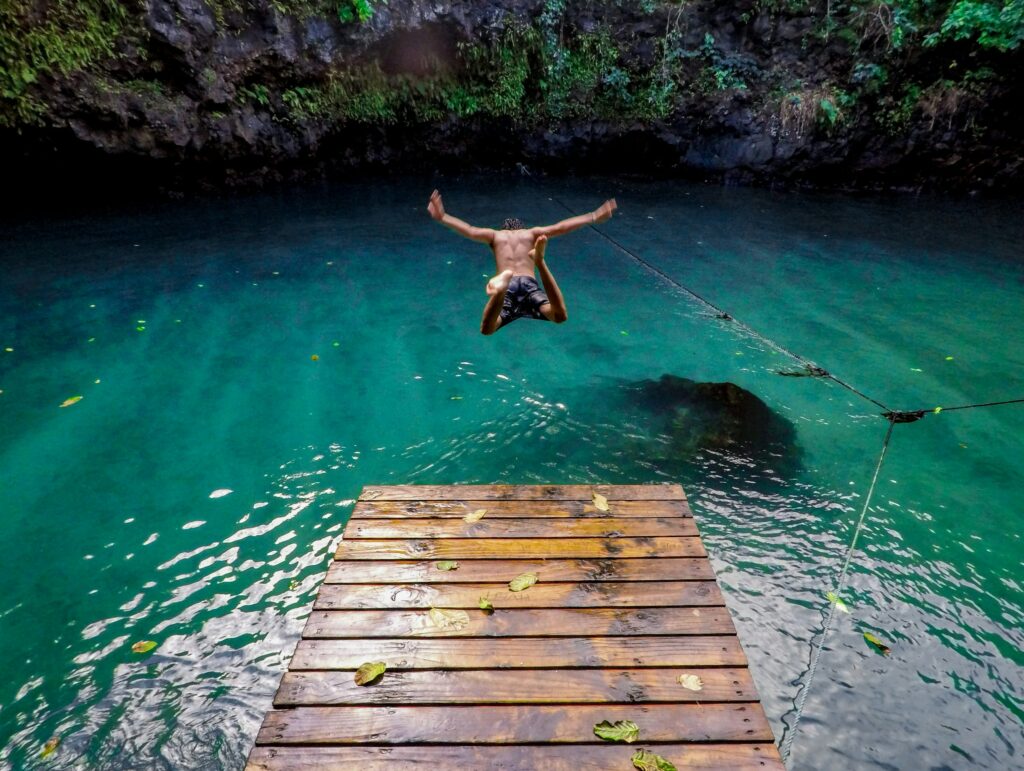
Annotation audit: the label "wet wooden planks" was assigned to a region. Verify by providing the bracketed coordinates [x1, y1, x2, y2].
[247, 484, 782, 770]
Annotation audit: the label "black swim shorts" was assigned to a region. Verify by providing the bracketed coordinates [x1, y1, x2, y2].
[499, 275, 550, 327]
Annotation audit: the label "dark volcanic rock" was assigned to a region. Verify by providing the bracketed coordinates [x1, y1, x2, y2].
[630, 374, 799, 462]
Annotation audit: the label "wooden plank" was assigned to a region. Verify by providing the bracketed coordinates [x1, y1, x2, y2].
[247, 743, 785, 770]
[335, 537, 704, 560]
[325, 557, 715, 584]
[359, 484, 686, 501]
[350, 499, 693, 518]
[314, 581, 723, 609]
[289, 636, 747, 669]
[302, 607, 735, 638]
[274, 668, 757, 706]
[255, 703, 773, 744]
[345, 517, 698, 539]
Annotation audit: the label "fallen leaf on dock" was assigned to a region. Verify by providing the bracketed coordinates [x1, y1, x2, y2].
[592, 491, 610, 512]
[863, 631, 892, 655]
[464, 509, 486, 523]
[131, 640, 158, 654]
[593, 719, 639, 743]
[40, 737, 60, 758]
[428, 607, 470, 631]
[479, 597, 494, 614]
[631, 748, 676, 770]
[354, 661, 387, 686]
[826, 591, 850, 613]
[435, 560, 459, 571]
[60, 396, 83, 408]
[677, 673, 703, 691]
[509, 572, 538, 592]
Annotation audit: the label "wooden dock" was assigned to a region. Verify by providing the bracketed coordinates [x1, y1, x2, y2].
[247, 484, 783, 770]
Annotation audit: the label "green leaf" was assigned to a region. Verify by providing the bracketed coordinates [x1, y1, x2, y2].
[435, 560, 459, 571]
[479, 596, 494, 614]
[131, 640, 157, 654]
[632, 748, 677, 771]
[428, 607, 470, 631]
[60, 395, 83, 408]
[826, 591, 850, 613]
[464, 508, 486, 523]
[40, 737, 59, 758]
[593, 719, 639, 743]
[508, 572, 539, 592]
[677, 673, 703, 691]
[863, 631, 892, 656]
[354, 661, 387, 686]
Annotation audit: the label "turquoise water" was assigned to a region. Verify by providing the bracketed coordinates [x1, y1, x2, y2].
[1, 176, 1021, 770]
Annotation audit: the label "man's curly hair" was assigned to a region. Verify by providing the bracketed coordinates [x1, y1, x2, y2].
[502, 217, 525, 230]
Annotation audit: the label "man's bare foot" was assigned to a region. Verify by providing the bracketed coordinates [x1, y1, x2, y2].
[529, 234, 548, 265]
[487, 269, 514, 296]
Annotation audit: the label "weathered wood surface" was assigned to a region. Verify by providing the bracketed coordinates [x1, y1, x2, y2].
[256, 703, 774, 744]
[358, 484, 686, 500]
[248, 484, 782, 770]
[345, 516, 698, 538]
[289, 636, 748, 669]
[350, 498, 693, 518]
[314, 581, 724, 609]
[335, 536, 706, 560]
[325, 557, 715, 583]
[248, 744, 782, 770]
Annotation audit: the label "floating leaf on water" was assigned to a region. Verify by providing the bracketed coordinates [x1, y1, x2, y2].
[60, 396, 83, 408]
[826, 591, 850, 613]
[311, 354, 319, 361]
[450, 395, 463, 400]
[509, 572, 539, 592]
[933, 407, 943, 414]
[435, 560, 460, 571]
[945, 356, 954, 361]
[464, 509, 486, 523]
[631, 748, 677, 771]
[209, 489, 233, 499]
[332, 341, 340, 347]
[863, 631, 892, 655]
[131, 640, 157, 654]
[593, 719, 639, 743]
[428, 607, 470, 631]
[677, 673, 703, 691]
[479, 597, 494, 614]
[354, 661, 387, 686]
[40, 737, 60, 758]
[591, 491, 610, 512]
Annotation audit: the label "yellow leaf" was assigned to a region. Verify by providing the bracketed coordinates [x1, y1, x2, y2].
[131, 640, 157, 654]
[354, 661, 387, 686]
[479, 597, 494, 614]
[509, 572, 538, 592]
[435, 560, 459, 571]
[677, 673, 703, 691]
[593, 719, 639, 743]
[428, 607, 470, 631]
[632, 748, 677, 771]
[60, 396, 83, 408]
[464, 508, 487, 523]
[40, 737, 60, 758]
[592, 491, 610, 512]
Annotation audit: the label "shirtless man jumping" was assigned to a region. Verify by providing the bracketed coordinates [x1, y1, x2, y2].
[428, 190, 617, 334]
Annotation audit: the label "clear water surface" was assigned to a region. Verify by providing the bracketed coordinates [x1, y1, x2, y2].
[0, 176, 1021, 770]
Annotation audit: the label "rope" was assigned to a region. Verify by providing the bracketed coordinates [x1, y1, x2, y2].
[541, 189, 893, 412]
[779, 416, 897, 764]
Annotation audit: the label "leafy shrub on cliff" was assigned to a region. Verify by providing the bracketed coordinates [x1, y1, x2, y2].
[927, 0, 1024, 49]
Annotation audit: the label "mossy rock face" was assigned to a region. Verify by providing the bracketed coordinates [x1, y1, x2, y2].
[631, 374, 800, 463]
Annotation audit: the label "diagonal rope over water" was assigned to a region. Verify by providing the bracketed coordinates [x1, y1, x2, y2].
[778, 416, 896, 763]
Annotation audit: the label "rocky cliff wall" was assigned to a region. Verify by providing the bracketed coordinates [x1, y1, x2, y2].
[2, 0, 1022, 193]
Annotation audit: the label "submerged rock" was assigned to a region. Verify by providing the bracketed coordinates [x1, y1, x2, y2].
[628, 374, 799, 463]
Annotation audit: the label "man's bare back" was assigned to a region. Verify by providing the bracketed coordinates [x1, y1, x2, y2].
[428, 190, 617, 335]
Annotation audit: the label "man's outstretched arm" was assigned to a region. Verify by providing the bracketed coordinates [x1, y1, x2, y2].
[428, 189, 495, 244]
[533, 198, 617, 239]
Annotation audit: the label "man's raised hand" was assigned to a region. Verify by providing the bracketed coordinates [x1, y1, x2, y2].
[594, 198, 617, 224]
[428, 189, 446, 221]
